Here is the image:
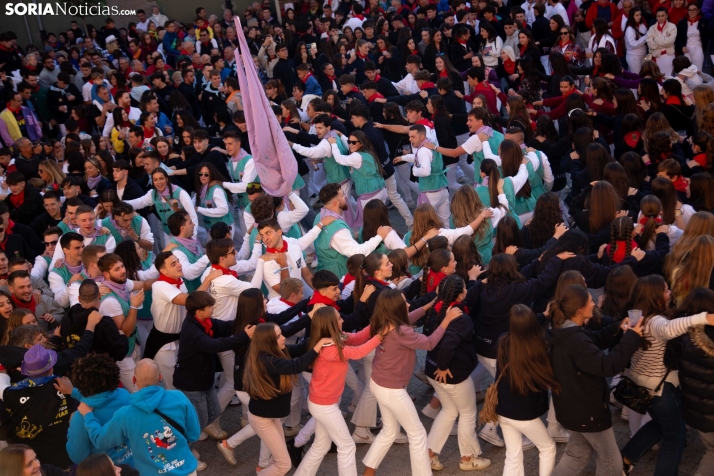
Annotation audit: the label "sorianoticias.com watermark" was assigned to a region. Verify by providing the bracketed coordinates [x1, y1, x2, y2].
[5, 3, 136, 16]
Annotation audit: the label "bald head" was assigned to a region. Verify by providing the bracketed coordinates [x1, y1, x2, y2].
[134, 359, 162, 389]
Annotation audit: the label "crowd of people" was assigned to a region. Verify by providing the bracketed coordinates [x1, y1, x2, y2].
[0, 0, 712, 476]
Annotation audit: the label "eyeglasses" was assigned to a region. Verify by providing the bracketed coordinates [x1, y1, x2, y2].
[198, 173, 210, 177]
[44, 240, 58, 247]
[560, 32, 569, 36]
[347, 140, 361, 145]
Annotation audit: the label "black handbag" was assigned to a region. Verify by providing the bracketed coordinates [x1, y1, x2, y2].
[612, 370, 670, 415]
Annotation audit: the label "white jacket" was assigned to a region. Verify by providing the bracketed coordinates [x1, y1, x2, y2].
[646, 22, 677, 57]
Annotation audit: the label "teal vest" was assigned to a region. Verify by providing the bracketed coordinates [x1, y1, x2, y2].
[325, 139, 351, 184]
[502, 177, 524, 228]
[358, 228, 388, 255]
[199, 185, 234, 229]
[472, 131, 505, 184]
[138, 252, 155, 320]
[403, 230, 424, 277]
[228, 155, 253, 209]
[151, 187, 184, 235]
[58, 221, 74, 234]
[50, 266, 86, 286]
[314, 215, 351, 277]
[528, 151, 547, 200]
[101, 215, 143, 245]
[101, 290, 138, 357]
[351, 152, 384, 196]
[416, 148, 448, 192]
[170, 238, 205, 292]
[90, 233, 110, 247]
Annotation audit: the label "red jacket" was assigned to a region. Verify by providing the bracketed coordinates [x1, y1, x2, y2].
[611, 11, 628, 56]
[586, 2, 620, 30]
[537, 90, 582, 120]
[465, 82, 499, 115]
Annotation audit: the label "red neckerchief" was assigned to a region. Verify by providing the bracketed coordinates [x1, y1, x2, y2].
[689, 15, 701, 25]
[11, 295, 37, 314]
[5, 103, 20, 114]
[279, 298, 296, 307]
[0, 44, 14, 52]
[434, 300, 468, 314]
[326, 73, 336, 82]
[343, 273, 356, 287]
[593, 65, 600, 77]
[212, 263, 237, 278]
[657, 21, 666, 32]
[624, 131, 641, 148]
[350, 85, 360, 94]
[308, 290, 340, 310]
[672, 176, 688, 192]
[367, 276, 390, 287]
[197, 316, 213, 336]
[605, 239, 638, 263]
[284, 114, 292, 124]
[458, 39, 468, 46]
[158, 273, 183, 289]
[266, 240, 288, 254]
[0, 234, 8, 251]
[123, 106, 131, 115]
[419, 81, 436, 90]
[411, 49, 419, 55]
[356, 50, 368, 59]
[379, 46, 388, 53]
[143, 126, 154, 139]
[439, 69, 449, 78]
[426, 270, 447, 293]
[519, 44, 527, 57]
[562, 87, 577, 99]
[6, 220, 14, 235]
[693, 152, 707, 167]
[302, 71, 315, 84]
[416, 118, 434, 129]
[9, 191, 23, 209]
[367, 92, 385, 103]
[354, 13, 365, 20]
[374, 74, 381, 81]
[559, 39, 571, 47]
[503, 58, 516, 75]
[639, 216, 663, 226]
[666, 96, 682, 105]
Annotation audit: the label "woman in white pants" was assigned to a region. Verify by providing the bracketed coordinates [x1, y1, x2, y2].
[424, 275, 491, 471]
[625, 7, 649, 74]
[494, 305, 558, 476]
[677, 3, 705, 72]
[646, 8, 678, 76]
[293, 307, 385, 476]
[362, 290, 462, 476]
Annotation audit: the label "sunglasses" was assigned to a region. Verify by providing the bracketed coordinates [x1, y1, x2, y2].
[560, 32, 569, 36]
[226, 249, 237, 255]
[198, 173, 210, 177]
[347, 140, 361, 145]
[44, 240, 58, 247]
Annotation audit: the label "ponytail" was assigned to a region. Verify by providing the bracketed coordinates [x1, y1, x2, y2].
[550, 284, 591, 328]
[347, 254, 366, 305]
[481, 158, 501, 208]
[423, 274, 465, 336]
[356, 252, 386, 300]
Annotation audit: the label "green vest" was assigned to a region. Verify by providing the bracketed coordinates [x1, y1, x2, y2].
[228, 155, 253, 209]
[325, 138, 351, 184]
[472, 131, 505, 184]
[502, 177, 524, 228]
[101, 290, 138, 357]
[528, 151, 547, 200]
[138, 252, 155, 320]
[199, 185, 234, 229]
[358, 228, 388, 255]
[403, 230, 424, 277]
[170, 238, 205, 292]
[314, 215, 351, 277]
[101, 215, 142, 245]
[90, 233, 110, 247]
[416, 148, 448, 192]
[50, 266, 86, 286]
[58, 221, 74, 234]
[151, 187, 184, 235]
[351, 152, 384, 196]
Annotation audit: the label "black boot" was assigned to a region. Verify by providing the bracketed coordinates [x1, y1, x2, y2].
[286, 438, 304, 468]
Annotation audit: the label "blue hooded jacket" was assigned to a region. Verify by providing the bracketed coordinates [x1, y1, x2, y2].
[67, 388, 134, 466]
[83, 385, 200, 475]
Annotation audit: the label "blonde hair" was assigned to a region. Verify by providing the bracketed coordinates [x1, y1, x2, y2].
[664, 211, 714, 281]
[450, 185, 488, 240]
[671, 235, 714, 306]
[643, 112, 678, 148]
[38, 159, 66, 186]
[409, 204, 444, 268]
[693, 85, 714, 129]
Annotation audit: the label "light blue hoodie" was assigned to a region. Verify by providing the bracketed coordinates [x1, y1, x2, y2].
[84, 385, 200, 475]
[67, 388, 134, 466]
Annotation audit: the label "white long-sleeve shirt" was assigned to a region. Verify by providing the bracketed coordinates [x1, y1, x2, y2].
[401, 146, 435, 177]
[173, 249, 210, 281]
[124, 189, 198, 239]
[625, 25, 649, 56]
[331, 140, 365, 169]
[483, 141, 548, 189]
[293, 138, 332, 160]
[197, 186, 230, 219]
[223, 158, 258, 195]
[102, 106, 141, 137]
[331, 228, 384, 258]
[261, 226, 322, 298]
[393, 73, 420, 95]
[50, 233, 117, 271]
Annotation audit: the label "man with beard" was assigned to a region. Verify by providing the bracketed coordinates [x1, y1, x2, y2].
[7, 270, 63, 332]
[97, 253, 145, 393]
[38, 54, 60, 89]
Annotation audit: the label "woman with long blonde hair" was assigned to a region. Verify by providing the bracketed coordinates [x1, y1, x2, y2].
[0, 309, 37, 345]
[663, 211, 714, 278]
[38, 159, 66, 194]
[242, 323, 331, 476]
[450, 184, 509, 264]
[670, 235, 714, 306]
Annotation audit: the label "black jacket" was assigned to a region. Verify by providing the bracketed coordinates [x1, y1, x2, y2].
[59, 304, 128, 362]
[0, 232, 38, 262]
[29, 212, 61, 238]
[273, 58, 297, 95]
[177, 82, 201, 120]
[176, 149, 230, 192]
[547, 321, 642, 432]
[13, 155, 42, 181]
[4, 187, 44, 226]
[495, 356, 550, 421]
[676, 17, 710, 55]
[173, 314, 250, 392]
[666, 324, 714, 432]
[8, 221, 43, 258]
[424, 304, 477, 385]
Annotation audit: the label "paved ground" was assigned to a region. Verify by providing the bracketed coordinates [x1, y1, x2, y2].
[197, 206, 707, 475]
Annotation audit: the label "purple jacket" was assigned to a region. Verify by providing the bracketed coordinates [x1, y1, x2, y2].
[0, 106, 42, 146]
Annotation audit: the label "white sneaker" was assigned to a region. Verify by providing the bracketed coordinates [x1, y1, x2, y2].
[547, 423, 570, 443]
[421, 403, 441, 419]
[198, 431, 208, 441]
[430, 454, 444, 471]
[394, 432, 408, 444]
[522, 435, 535, 450]
[459, 456, 492, 471]
[352, 430, 375, 444]
[477, 423, 504, 447]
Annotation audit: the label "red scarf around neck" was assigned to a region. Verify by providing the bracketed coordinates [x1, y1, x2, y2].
[301, 72, 315, 84]
[367, 92, 385, 103]
[503, 58, 516, 75]
[356, 50, 368, 59]
[415, 117, 434, 129]
[672, 176, 688, 192]
[693, 152, 708, 167]
[439, 69, 449, 78]
[419, 81, 436, 90]
[196, 316, 213, 336]
[212, 264, 238, 278]
[426, 270, 447, 293]
[343, 273, 356, 287]
[5, 103, 20, 114]
[308, 290, 340, 310]
[657, 21, 667, 32]
[158, 273, 183, 289]
[266, 240, 288, 254]
[11, 295, 36, 314]
[666, 96, 682, 105]
[9, 191, 24, 209]
[689, 15, 701, 25]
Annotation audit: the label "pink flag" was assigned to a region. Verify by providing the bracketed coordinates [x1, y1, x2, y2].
[233, 17, 297, 197]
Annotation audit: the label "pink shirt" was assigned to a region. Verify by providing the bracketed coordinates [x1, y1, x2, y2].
[308, 327, 382, 405]
[371, 308, 444, 389]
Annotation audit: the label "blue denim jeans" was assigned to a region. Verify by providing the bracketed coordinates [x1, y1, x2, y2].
[621, 383, 686, 476]
[180, 387, 221, 432]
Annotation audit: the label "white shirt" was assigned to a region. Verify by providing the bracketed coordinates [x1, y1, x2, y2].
[151, 281, 188, 353]
[482, 141, 554, 190]
[293, 138, 332, 162]
[199, 252, 264, 322]
[625, 25, 649, 56]
[393, 73, 420, 95]
[223, 155, 257, 195]
[149, 13, 169, 29]
[197, 186, 230, 222]
[172, 249, 210, 281]
[343, 17, 365, 31]
[261, 226, 322, 299]
[549, 3, 570, 25]
[330, 225, 384, 258]
[50, 233, 117, 271]
[461, 134, 484, 155]
[82, 79, 111, 103]
[521, 0, 537, 26]
[401, 146, 436, 178]
[70, 277, 136, 308]
[136, 20, 151, 31]
[102, 106, 142, 137]
[124, 189, 199, 239]
[98, 281, 135, 320]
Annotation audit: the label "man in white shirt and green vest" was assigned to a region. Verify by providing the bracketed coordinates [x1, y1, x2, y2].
[164, 210, 210, 292]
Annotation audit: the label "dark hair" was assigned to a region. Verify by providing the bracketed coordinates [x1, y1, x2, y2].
[601, 265, 638, 319]
[525, 193, 563, 248]
[493, 215, 523, 255]
[186, 290, 216, 314]
[76, 453, 116, 476]
[70, 353, 120, 398]
[423, 274, 465, 337]
[487, 253, 525, 288]
[550, 284, 591, 328]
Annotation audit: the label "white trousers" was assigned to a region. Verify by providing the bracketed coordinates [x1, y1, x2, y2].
[394, 164, 419, 205]
[424, 188, 450, 226]
[362, 379, 432, 476]
[498, 415, 556, 476]
[226, 391, 272, 467]
[351, 350, 377, 427]
[117, 346, 140, 393]
[217, 350, 235, 411]
[427, 377, 482, 458]
[294, 401, 358, 476]
[470, 354, 497, 389]
[686, 43, 705, 72]
[358, 188, 388, 211]
[626, 53, 646, 74]
[656, 53, 675, 76]
[135, 319, 153, 357]
[385, 173, 414, 227]
[154, 346, 177, 390]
